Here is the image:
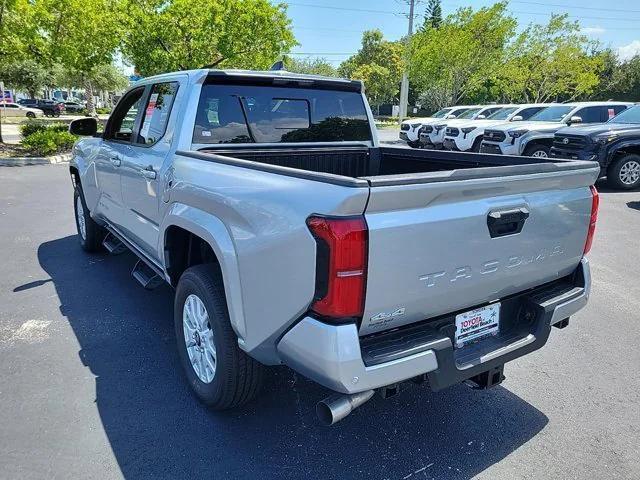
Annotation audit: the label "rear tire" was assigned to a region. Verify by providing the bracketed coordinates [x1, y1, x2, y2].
[26, 112, 35, 119]
[174, 264, 264, 409]
[74, 186, 106, 252]
[524, 144, 550, 158]
[607, 154, 640, 190]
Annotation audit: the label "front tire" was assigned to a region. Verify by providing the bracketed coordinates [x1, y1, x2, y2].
[26, 112, 35, 119]
[524, 144, 550, 158]
[607, 154, 640, 190]
[74, 187, 105, 252]
[174, 264, 264, 409]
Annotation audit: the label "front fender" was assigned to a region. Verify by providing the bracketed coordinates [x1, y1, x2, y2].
[159, 203, 247, 342]
[70, 138, 102, 213]
[519, 132, 554, 155]
[607, 138, 640, 163]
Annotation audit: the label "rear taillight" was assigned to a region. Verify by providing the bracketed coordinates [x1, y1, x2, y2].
[583, 185, 599, 255]
[307, 215, 368, 320]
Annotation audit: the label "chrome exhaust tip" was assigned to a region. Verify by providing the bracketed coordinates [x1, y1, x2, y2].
[316, 390, 375, 426]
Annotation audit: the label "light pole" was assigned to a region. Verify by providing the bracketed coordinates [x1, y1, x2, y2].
[398, 0, 415, 123]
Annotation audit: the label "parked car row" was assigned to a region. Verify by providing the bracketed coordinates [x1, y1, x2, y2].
[16, 98, 67, 117]
[400, 101, 639, 189]
[0, 102, 45, 118]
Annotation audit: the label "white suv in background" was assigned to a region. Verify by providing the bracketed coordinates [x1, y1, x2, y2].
[419, 105, 504, 149]
[400, 106, 473, 147]
[480, 102, 632, 157]
[442, 104, 549, 152]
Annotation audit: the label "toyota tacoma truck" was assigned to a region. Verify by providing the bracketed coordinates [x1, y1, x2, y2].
[442, 104, 548, 152]
[418, 104, 504, 149]
[69, 69, 600, 425]
[551, 104, 640, 190]
[480, 102, 632, 158]
[400, 106, 470, 147]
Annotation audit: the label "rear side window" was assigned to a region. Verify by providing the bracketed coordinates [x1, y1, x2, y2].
[193, 84, 372, 144]
[137, 82, 178, 145]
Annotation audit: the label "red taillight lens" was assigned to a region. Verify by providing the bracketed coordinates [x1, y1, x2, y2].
[583, 185, 599, 255]
[307, 215, 368, 320]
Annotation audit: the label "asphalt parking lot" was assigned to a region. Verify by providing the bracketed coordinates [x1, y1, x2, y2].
[1, 161, 639, 480]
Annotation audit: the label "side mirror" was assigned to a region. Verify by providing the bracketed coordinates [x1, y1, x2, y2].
[568, 116, 582, 125]
[69, 117, 98, 136]
[511, 115, 524, 122]
[446, 114, 457, 119]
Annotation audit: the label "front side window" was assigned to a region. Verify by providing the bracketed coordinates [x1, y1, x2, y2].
[105, 87, 145, 142]
[193, 83, 372, 144]
[137, 82, 179, 145]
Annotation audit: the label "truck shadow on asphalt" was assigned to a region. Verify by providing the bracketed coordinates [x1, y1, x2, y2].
[36, 235, 549, 480]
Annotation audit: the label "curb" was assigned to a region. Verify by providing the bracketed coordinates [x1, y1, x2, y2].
[0, 153, 71, 167]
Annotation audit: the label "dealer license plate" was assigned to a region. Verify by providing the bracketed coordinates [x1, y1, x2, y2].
[455, 303, 500, 348]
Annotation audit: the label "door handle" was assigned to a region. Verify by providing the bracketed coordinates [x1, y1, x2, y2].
[141, 167, 157, 180]
[110, 156, 121, 167]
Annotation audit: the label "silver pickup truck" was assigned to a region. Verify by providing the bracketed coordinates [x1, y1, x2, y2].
[69, 69, 599, 425]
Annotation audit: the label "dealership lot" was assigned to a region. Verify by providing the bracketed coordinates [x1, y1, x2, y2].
[0, 163, 639, 480]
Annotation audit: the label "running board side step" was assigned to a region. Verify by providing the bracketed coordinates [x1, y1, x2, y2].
[102, 232, 128, 255]
[132, 259, 164, 290]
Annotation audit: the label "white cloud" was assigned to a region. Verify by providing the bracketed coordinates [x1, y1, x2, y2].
[580, 26, 606, 36]
[617, 40, 640, 62]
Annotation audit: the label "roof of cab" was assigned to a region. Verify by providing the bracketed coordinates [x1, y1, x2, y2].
[133, 68, 363, 90]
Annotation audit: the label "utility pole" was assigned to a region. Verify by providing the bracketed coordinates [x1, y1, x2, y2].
[398, 0, 415, 123]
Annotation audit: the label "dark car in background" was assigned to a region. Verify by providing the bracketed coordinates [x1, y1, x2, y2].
[551, 105, 640, 190]
[17, 98, 65, 117]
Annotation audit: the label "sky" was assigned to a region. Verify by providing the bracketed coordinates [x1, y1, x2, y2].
[282, 0, 640, 66]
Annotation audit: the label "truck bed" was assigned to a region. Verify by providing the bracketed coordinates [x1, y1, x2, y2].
[191, 146, 597, 185]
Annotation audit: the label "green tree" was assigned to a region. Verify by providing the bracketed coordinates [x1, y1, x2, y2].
[495, 14, 604, 102]
[338, 30, 402, 107]
[122, 0, 296, 76]
[35, 0, 125, 115]
[351, 64, 395, 112]
[283, 56, 337, 77]
[410, 2, 517, 109]
[0, 59, 58, 98]
[593, 51, 640, 101]
[421, 0, 443, 31]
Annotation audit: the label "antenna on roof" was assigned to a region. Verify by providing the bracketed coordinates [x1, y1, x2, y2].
[270, 60, 286, 71]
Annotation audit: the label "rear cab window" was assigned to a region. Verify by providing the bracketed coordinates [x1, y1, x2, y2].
[193, 83, 372, 144]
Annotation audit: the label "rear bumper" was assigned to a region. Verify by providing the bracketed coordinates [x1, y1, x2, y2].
[277, 259, 591, 394]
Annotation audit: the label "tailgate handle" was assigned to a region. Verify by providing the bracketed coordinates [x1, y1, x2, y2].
[487, 207, 529, 238]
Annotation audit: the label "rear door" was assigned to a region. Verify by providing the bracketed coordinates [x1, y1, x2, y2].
[120, 80, 180, 261]
[359, 165, 599, 335]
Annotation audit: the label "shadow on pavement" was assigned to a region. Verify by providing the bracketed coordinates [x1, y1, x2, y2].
[36, 235, 549, 480]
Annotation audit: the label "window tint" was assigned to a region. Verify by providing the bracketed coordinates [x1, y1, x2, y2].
[105, 87, 145, 142]
[481, 107, 500, 117]
[432, 108, 452, 118]
[193, 84, 372, 144]
[518, 107, 544, 120]
[448, 107, 469, 118]
[137, 82, 178, 145]
[575, 106, 604, 124]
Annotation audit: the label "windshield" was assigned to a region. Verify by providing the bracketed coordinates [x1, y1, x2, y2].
[193, 83, 372, 144]
[529, 106, 573, 122]
[457, 108, 482, 120]
[432, 108, 452, 118]
[609, 105, 640, 125]
[487, 107, 517, 120]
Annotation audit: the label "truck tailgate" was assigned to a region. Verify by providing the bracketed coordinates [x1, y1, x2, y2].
[359, 164, 599, 336]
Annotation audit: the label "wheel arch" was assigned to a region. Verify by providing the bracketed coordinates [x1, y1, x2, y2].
[608, 141, 640, 165]
[160, 204, 246, 341]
